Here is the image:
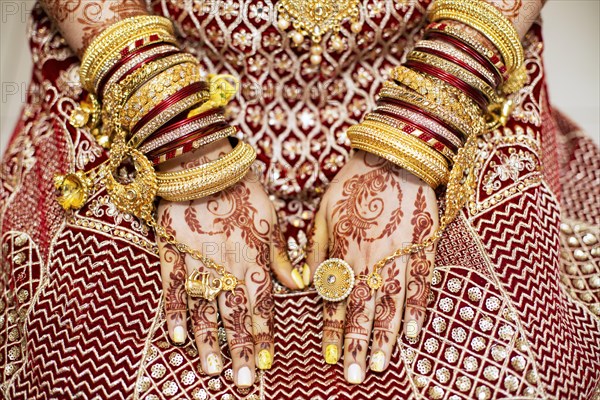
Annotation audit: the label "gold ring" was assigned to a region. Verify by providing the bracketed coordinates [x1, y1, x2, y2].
[185, 270, 243, 301]
[313, 258, 355, 302]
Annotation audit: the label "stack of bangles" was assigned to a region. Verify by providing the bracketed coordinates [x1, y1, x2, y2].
[61, 15, 256, 300]
[347, 0, 526, 191]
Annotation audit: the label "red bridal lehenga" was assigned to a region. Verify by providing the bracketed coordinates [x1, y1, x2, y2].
[0, 1, 599, 399]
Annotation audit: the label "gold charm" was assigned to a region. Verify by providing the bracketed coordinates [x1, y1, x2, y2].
[313, 258, 355, 302]
[54, 170, 93, 211]
[219, 272, 239, 293]
[277, 0, 361, 64]
[358, 271, 383, 294]
[102, 140, 158, 221]
[69, 93, 101, 129]
[185, 270, 223, 301]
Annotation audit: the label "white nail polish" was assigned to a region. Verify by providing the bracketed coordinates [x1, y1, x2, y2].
[237, 366, 252, 387]
[347, 363, 363, 384]
[173, 325, 186, 343]
[206, 353, 221, 375]
[406, 320, 419, 338]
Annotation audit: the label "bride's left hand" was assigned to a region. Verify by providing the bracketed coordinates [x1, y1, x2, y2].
[306, 150, 439, 384]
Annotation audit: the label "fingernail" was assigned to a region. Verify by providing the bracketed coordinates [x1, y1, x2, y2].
[206, 353, 222, 375]
[347, 363, 363, 384]
[302, 263, 311, 287]
[405, 319, 419, 338]
[370, 350, 385, 372]
[324, 344, 339, 364]
[237, 366, 252, 387]
[291, 268, 305, 289]
[173, 325, 186, 343]
[257, 349, 273, 370]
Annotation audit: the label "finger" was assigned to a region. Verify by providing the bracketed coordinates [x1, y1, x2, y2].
[218, 283, 255, 388]
[322, 297, 347, 366]
[402, 185, 438, 338]
[343, 261, 376, 385]
[269, 208, 303, 290]
[369, 258, 407, 373]
[306, 197, 329, 281]
[189, 295, 222, 375]
[245, 264, 275, 370]
[159, 237, 189, 345]
[403, 245, 436, 338]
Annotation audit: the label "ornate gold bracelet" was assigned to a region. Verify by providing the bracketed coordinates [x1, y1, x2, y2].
[348, 120, 450, 188]
[414, 39, 496, 85]
[347, 124, 449, 188]
[121, 62, 201, 131]
[91, 29, 179, 94]
[379, 81, 481, 137]
[128, 91, 209, 149]
[390, 65, 484, 126]
[364, 112, 456, 161]
[374, 103, 463, 148]
[101, 53, 199, 138]
[429, 0, 524, 73]
[80, 16, 175, 92]
[407, 51, 501, 105]
[156, 140, 257, 201]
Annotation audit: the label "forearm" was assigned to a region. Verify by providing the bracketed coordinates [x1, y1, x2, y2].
[486, 0, 544, 38]
[38, 0, 148, 58]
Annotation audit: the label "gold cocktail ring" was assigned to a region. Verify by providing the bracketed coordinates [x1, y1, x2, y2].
[185, 270, 242, 301]
[313, 258, 355, 302]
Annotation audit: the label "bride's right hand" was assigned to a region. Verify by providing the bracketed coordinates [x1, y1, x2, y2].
[156, 140, 301, 388]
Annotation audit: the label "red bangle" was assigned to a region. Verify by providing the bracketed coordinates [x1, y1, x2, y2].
[97, 43, 176, 100]
[373, 109, 459, 153]
[129, 81, 209, 138]
[425, 31, 503, 87]
[377, 96, 467, 143]
[146, 120, 229, 158]
[140, 107, 225, 151]
[149, 125, 236, 165]
[424, 24, 508, 82]
[405, 60, 489, 111]
[414, 45, 495, 88]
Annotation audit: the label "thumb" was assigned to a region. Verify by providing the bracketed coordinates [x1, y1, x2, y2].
[270, 209, 304, 290]
[305, 198, 329, 286]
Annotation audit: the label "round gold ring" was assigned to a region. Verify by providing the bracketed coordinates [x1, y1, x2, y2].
[313, 258, 355, 302]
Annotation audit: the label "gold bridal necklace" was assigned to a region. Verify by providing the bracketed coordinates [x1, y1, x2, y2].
[277, 0, 362, 64]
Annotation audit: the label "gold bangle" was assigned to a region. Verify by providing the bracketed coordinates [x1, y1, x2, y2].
[156, 140, 257, 201]
[429, 0, 524, 73]
[348, 120, 450, 187]
[390, 65, 485, 126]
[348, 124, 448, 188]
[91, 29, 179, 94]
[374, 103, 463, 148]
[80, 16, 175, 92]
[121, 62, 201, 131]
[101, 53, 199, 137]
[414, 39, 496, 85]
[100, 44, 180, 100]
[128, 90, 209, 149]
[406, 51, 501, 105]
[152, 126, 236, 165]
[379, 81, 481, 137]
[364, 113, 456, 161]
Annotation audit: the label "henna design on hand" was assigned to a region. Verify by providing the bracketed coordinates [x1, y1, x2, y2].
[223, 287, 254, 361]
[161, 208, 187, 326]
[323, 319, 345, 343]
[345, 280, 373, 359]
[330, 156, 403, 257]
[373, 261, 402, 347]
[190, 301, 218, 347]
[406, 187, 434, 318]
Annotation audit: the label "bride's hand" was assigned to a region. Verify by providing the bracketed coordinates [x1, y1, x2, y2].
[307, 150, 439, 384]
[156, 140, 300, 388]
